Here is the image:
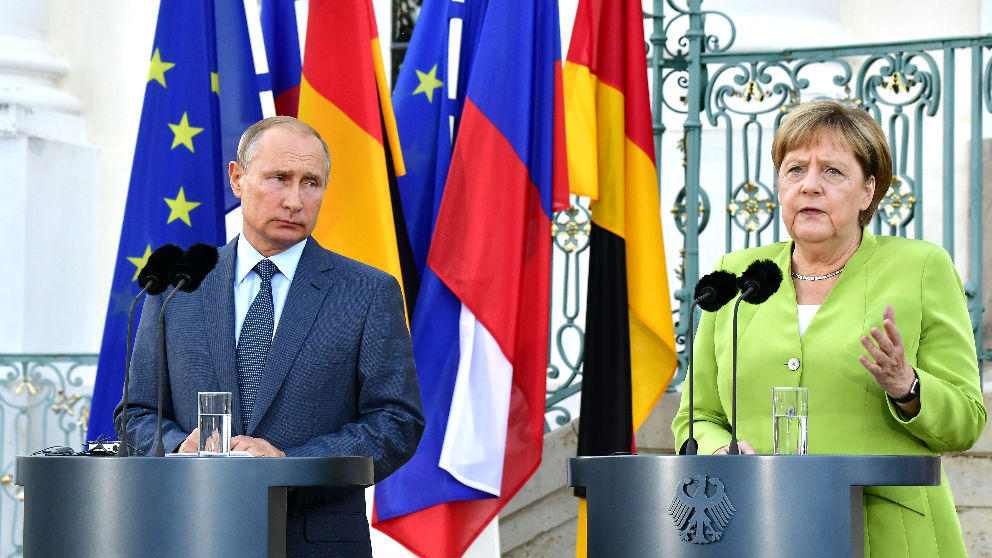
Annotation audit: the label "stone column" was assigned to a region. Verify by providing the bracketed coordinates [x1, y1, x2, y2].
[0, 0, 99, 354]
[0, 3, 100, 555]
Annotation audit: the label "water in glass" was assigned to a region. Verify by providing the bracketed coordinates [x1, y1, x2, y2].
[197, 391, 232, 456]
[773, 412, 808, 455]
[772, 387, 808, 455]
[198, 413, 231, 456]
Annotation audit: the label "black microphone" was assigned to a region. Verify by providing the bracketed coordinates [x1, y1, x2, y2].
[151, 244, 219, 457]
[168, 243, 220, 293]
[728, 259, 783, 455]
[119, 244, 183, 456]
[680, 271, 739, 455]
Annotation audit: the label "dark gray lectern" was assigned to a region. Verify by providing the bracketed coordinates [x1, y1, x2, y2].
[16, 456, 372, 558]
[569, 455, 940, 558]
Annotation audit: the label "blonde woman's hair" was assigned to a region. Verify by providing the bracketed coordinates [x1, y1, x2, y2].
[772, 100, 892, 227]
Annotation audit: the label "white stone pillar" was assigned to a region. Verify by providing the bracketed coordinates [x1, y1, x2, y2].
[1, 3, 100, 554]
[0, 0, 99, 354]
[0, 0, 80, 112]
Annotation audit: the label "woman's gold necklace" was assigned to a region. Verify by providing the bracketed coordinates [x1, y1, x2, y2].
[791, 267, 844, 281]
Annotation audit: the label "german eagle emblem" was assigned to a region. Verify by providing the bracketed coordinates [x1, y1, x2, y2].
[668, 474, 735, 544]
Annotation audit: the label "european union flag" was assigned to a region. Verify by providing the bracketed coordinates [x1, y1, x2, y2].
[88, 0, 261, 439]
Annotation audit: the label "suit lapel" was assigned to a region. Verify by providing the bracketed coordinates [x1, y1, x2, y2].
[734, 242, 795, 342]
[247, 238, 335, 435]
[732, 245, 802, 388]
[201, 237, 244, 434]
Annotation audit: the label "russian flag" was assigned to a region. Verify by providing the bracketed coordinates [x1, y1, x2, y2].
[373, 0, 568, 556]
[259, 0, 302, 117]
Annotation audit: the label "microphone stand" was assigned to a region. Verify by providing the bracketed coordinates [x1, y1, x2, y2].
[118, 282, 155, 456]
[682, 295, 707, 455]
[150, 278, 188, 457]
[729, 284, 756, 455]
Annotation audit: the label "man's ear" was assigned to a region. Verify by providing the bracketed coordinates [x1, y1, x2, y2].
[229, 161, 244, 199]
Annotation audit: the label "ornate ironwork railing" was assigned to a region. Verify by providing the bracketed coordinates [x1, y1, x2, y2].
[0, 353, 95, 558]
[543, 1, 990, 430]
[656, 1, 990, 386]
[545, 200, 591, 431]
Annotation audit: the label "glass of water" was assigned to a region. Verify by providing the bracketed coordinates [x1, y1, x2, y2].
[198, 392, 232, 457]
[772, 387, 808, 455]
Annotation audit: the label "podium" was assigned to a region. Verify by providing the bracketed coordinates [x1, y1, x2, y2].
[569, 454, 940, 558]
[15, 455, 373, 558]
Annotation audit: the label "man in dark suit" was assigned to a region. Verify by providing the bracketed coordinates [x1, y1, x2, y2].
[115, 116, 424, 557]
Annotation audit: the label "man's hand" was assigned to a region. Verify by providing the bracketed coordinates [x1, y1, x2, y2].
[178, 428, 199, 453]
[232, 435, 286, 457]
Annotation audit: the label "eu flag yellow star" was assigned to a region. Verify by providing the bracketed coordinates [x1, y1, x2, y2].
[164, 186, 202, 227]
[147, 48, 175, 88]
[211, 72, 219, 95]
[126, 244, 153, 282]
[110, 288, 136, 315]
[413, 64, 444, 103]
[167, 112, 204, 152]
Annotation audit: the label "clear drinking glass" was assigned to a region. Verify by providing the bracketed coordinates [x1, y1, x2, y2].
[772, 387, 808, 455]
[198, 391, 232, 457]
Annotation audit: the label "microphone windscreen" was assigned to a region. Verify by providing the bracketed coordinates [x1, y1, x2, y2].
[695, 270, 739, 311]
[738, 259, 783, 304]
[169, 243, 219, 292]
[138, 244, 184, 295]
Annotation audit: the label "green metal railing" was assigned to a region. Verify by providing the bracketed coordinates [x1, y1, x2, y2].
[545, 202, 592, 430]
[544, 1, 991, 430]
[0, 353, 95, 557]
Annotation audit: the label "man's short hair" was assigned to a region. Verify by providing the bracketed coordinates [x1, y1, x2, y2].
[236, 116, 331, 180]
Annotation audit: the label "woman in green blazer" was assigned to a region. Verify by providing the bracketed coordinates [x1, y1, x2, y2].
[672, 100, 986, 557]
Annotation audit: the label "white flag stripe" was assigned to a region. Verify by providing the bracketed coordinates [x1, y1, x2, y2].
[438, 304, 513, 496]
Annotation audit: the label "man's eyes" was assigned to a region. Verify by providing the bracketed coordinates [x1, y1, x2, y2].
[264, 174, 321, 189]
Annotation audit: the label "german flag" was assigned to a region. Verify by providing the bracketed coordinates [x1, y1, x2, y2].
[297, 0, 417, 314]
[564, 0, 678, 554]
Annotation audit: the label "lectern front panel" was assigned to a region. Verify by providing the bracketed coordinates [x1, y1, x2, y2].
[569, 455, 939, 558]
[16, 456, 372, 558]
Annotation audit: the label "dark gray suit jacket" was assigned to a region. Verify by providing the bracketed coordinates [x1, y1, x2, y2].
[115, 236, 424, 557]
